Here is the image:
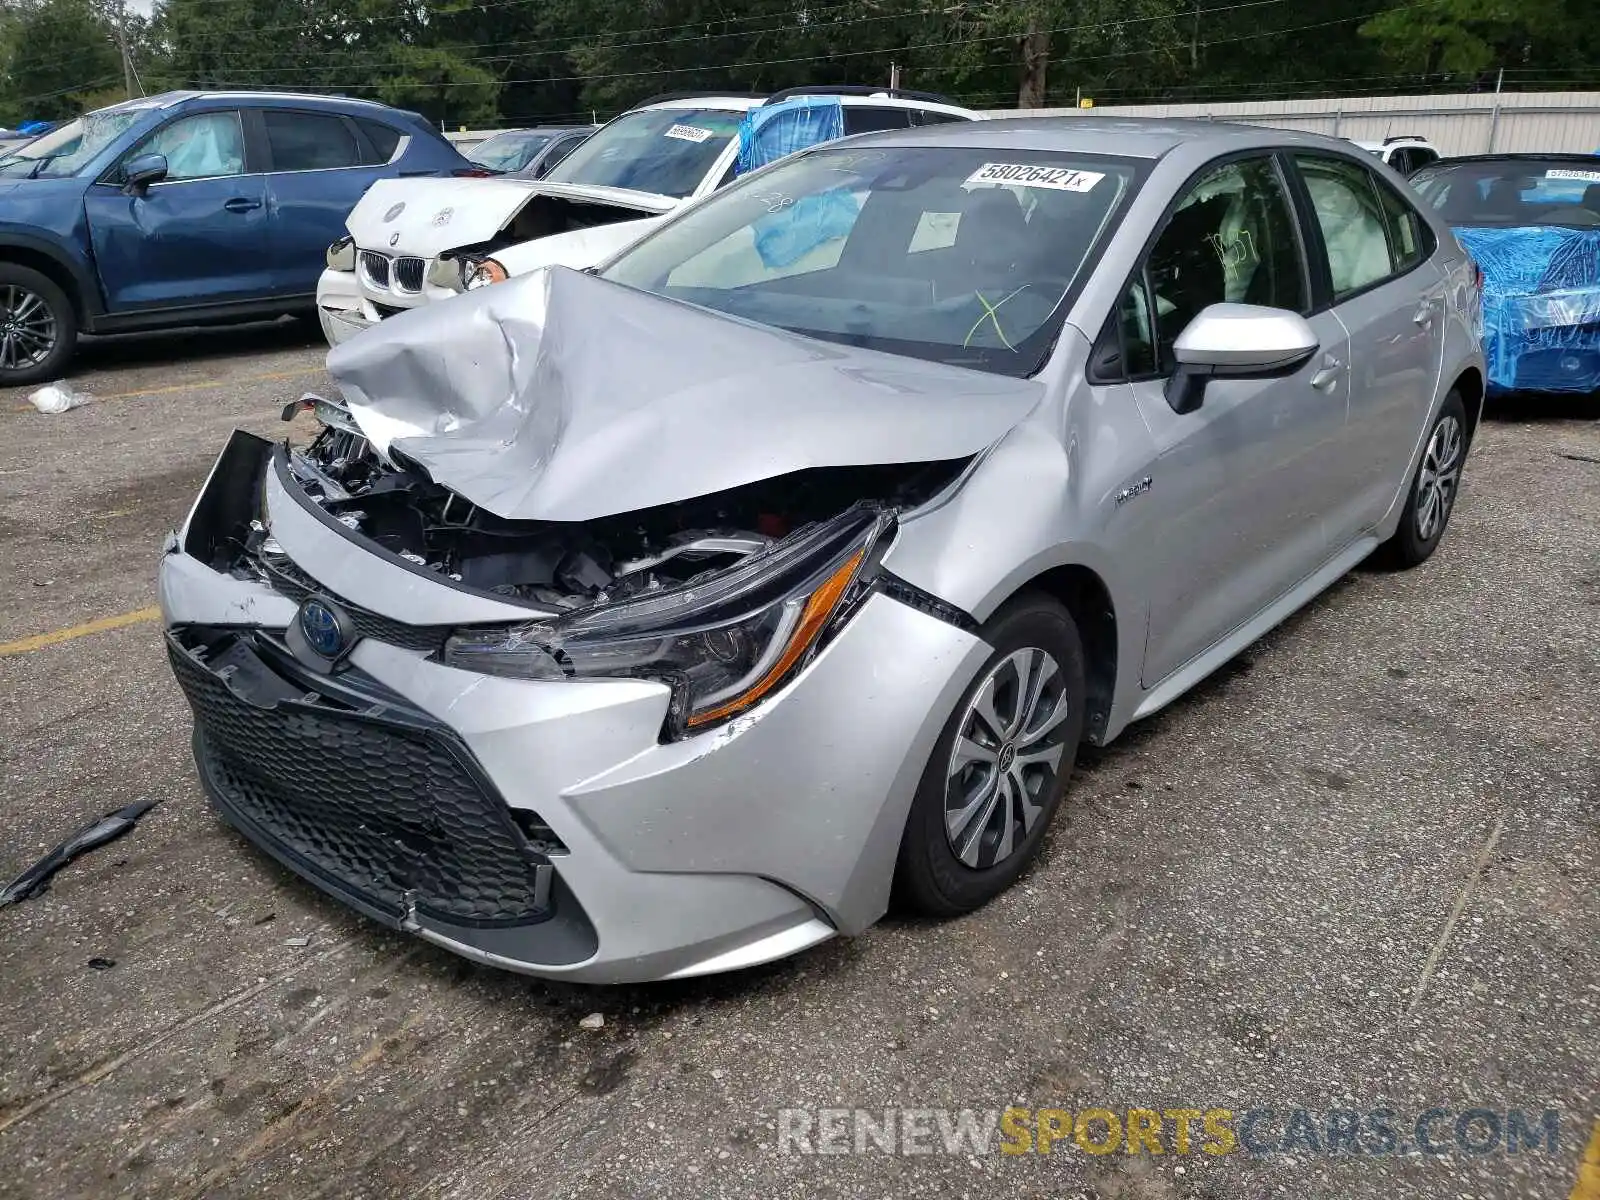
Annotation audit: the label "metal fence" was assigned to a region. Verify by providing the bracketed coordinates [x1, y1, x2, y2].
[446, 90, 1600, 156]
[987, 91, 1600, 156]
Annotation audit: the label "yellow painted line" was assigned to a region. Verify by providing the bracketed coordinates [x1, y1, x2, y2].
[10, 366, 320, 412]
[0, 606, 160, 657]
[1571, 1119, 1600, 1200]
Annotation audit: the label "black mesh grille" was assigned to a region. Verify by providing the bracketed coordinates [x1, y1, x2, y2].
[393, 257, 426, 292]
[358, 250, 391, 288]
[257, 552, 451, 653]
[169, 631, 551, 927]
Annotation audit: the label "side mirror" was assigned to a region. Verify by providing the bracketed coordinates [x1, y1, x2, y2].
[122, 152, 168, 193]
[1165, 303, 1320, 414]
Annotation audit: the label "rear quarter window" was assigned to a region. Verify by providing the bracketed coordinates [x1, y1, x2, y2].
[355, 119, 403, 165]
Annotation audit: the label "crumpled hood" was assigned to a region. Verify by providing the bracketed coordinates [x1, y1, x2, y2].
[327, 266, 1044, 522]
[348, 176, 679, 258]
[494, 214, 668, 275]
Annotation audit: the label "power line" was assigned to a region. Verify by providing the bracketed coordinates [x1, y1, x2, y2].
[219, 1, 1434, 93]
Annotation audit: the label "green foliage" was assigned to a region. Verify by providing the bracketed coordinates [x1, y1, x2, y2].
[0, 0, 123, 122]
[3, 0, 1597, 128]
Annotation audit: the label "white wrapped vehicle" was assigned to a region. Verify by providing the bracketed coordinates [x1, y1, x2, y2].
[316, 88, 979, 346]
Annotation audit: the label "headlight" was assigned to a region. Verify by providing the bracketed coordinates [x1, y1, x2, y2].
[326, 236, 355, 272]
[463, 257, 509, 290]
[444, 505, 895, 737]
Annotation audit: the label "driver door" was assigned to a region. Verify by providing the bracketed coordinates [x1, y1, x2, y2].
[1106, 154, 1352, 687]
[83, 110, 274, 312]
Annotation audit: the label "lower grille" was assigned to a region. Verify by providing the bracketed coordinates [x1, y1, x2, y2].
[393, 256, 426, 293]
[169, 629, 551, 927]
[358, 250, 391, 289]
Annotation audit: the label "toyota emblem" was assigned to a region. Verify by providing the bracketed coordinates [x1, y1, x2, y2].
[298, 596, 353, 659]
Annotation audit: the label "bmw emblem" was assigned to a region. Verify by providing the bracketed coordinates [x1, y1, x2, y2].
[298, 596, 352, 660]
[383, 201, 406, 222]
[388, 231, 400, 247]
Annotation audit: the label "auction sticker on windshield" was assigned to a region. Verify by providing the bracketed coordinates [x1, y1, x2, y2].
[1546, 168, 1600, 182]
[665, 124, 716, 143]
[966, 163, 1105, 191]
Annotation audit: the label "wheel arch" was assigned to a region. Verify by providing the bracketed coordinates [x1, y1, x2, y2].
[0, 234, 101, 323]
[1450, 365, 1484, 448]
[1008, 564, 1118, 746]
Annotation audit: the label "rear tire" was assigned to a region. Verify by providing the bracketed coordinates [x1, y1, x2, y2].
[0, 263, 76, 386]
[1377, 390, 1468, 569]
[893, 593, 1086, 917]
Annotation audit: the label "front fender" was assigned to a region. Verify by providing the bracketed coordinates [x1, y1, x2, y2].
[0, 223, 104, 318]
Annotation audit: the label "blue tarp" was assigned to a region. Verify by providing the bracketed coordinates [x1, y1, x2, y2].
[1453, 225, 1600, 394]
[734, 96, 845, 178]
[751, 186, 862, 270]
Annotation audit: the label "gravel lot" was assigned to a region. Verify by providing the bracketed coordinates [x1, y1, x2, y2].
[1, 323, 1596, 1200]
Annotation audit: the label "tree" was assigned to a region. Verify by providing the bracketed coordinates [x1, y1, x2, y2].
[0, 0, 123, 122]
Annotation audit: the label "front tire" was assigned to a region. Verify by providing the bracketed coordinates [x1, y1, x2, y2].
[0, 263, 76, 386]
[1378, 390, 1468, 569]
[893, 593, 1086, 917]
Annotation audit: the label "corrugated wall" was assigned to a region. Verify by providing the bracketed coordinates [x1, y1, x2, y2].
[988, 91, 1600, 156]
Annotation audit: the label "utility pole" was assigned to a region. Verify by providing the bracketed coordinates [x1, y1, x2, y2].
[105, 0, 142, 99]
[889, 62, 900, 91]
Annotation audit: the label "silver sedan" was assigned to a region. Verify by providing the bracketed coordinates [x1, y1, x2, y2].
[159, 117, 1484, 982]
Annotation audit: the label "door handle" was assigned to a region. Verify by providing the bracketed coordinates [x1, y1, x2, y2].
[223, 197, 262, 213]
[1309, 354, 1344, 391]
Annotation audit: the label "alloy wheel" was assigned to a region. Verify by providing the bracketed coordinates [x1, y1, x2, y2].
[0, 284, 57, 372]
[944, 647, 1072, 870]
[1415, 413, 1463, 542]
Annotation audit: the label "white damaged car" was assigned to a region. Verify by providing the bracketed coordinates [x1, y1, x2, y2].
[315, 88, 979, 346]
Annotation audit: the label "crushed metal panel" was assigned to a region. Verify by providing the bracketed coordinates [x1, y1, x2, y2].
[327, 266, 1044, 522]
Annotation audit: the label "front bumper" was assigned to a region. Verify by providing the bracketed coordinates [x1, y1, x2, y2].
[315, 266, 459, 349]
[158, 447, 988, 983]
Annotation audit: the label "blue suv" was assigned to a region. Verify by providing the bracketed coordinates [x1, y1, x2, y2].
[0, 90, 477, 384]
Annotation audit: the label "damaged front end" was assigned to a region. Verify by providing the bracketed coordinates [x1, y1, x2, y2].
[205, 393, 973, 740]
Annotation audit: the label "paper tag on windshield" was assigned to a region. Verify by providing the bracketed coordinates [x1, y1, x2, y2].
[966, 163, 1104, 191]
[1545, 168, 1600, 182]
[665, 124, 715, 143]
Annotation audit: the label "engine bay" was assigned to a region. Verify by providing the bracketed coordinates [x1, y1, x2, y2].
[271, 410, 967, 613]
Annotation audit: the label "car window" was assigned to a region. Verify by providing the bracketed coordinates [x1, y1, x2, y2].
[130, 111, 245, 182]
[355, 118, 403, 165]
[914, 111, 969, 126]
[1410, 159, 1600, 228]
[1374, 178, 1428, 273]
[1295, 154, 1398, 298]
[0, 109, 145, 178]
[1409, 147, 1438, 171]
[544, 107, 744, 198]
[469, 131, 552, 172]
[1139, 156, 1307, 371]
[1388, 148, 1413, 175]
[541, 133, 588, 173]
[842, 107, 914, 135]
[263, 111, 362, 172]
[605, 145, 1139, 377]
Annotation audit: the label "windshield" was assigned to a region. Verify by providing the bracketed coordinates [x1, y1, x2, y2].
[469, 132, 553, 173]
[544, 107, 743, 198]
[603, 146, 1140, 377]
[1411, 160, 1600, 227]
[0, 110, 143, 178]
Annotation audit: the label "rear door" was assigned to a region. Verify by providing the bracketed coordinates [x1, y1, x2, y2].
[1102, 153, 1351, 686]
[84, 108, 274, 311]
[255, 107, 393, 295]
[1290, 152, 1445, 541]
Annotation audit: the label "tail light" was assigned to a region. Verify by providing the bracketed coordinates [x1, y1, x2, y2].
[451, 167, 495, 178]
[1470, 259, 1484, 291]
